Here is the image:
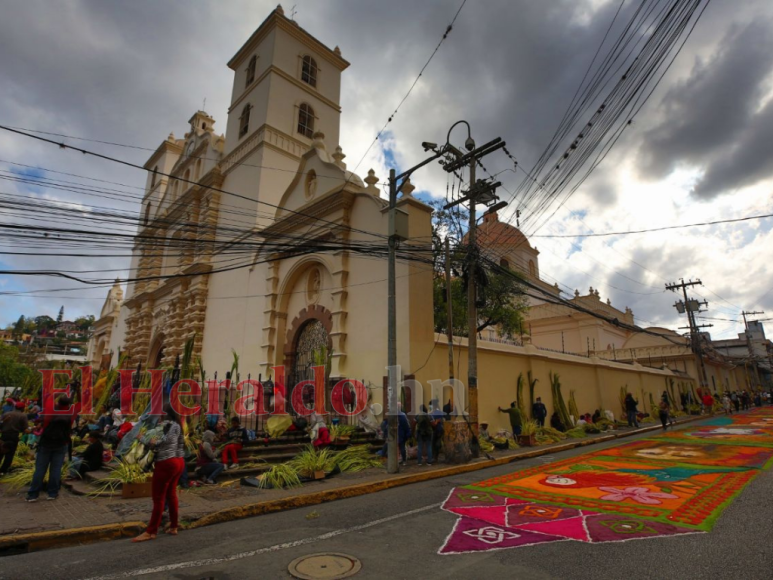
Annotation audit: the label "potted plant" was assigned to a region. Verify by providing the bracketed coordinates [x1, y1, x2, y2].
[92, 459, 153, 498]
[518, 420, 538, 447]
[289, 445, 335, 480]
[330, 424, 356, 445]
[257, 463, 302, 489]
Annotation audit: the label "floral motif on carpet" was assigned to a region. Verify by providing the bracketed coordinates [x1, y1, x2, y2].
[439, 409, 773, 554]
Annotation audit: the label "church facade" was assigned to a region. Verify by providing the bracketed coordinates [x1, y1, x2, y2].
[94, 6, 435, 398]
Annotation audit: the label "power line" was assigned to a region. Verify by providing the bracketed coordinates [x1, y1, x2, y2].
[530, 212, 773, 238]
[0, 125, 392, 242]
[348, 0, 468, 177]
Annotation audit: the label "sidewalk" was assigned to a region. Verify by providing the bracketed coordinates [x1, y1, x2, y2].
[0, 415, 707, 554]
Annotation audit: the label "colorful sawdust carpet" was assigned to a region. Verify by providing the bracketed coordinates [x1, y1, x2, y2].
[439, 408, 773, 554]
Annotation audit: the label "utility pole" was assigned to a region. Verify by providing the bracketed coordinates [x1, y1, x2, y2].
[466, 152, 478, 434]
[442, 123, 505, 452]
[445, 237, 454, 382]
[385, 122, 503, 467]
[666, 279, 710, 390]
[742, 310, 764, 389]
[387, 168, 398, 474]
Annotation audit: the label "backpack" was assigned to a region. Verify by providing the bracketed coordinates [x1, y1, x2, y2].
[416, 415, 433, 438]
[39, 416, 71, 448]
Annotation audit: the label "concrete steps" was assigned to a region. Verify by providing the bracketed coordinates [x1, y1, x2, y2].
[64, 427, 384, 496]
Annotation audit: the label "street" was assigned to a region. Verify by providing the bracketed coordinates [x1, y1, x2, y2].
[1, 417, 771, 580]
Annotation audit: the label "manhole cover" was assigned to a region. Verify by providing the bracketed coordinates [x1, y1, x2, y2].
[288, 553, 361, 579]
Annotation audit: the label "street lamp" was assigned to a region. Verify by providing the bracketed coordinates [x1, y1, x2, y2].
[445, 120, 476, 152]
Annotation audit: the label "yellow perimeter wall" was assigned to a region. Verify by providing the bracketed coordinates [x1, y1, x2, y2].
[377, 334, 697, 436]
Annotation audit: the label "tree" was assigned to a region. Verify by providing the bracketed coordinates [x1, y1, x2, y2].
[22, 317, 37, 334]
[35, 315, 55, 333]
[12, 315, 25, 341]
[428, 199, 529, 340]
[56, 306, 64, 324]
[433, 268, 528, 339]
[74, 315, 95, 331]
[0, 343, 40, 395]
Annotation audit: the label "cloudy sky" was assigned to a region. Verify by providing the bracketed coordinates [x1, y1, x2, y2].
[0, 0, 771, 342]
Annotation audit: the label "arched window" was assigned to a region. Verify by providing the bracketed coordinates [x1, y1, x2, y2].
[528, 260, 536, 277]
[183, 169, 190, 183]
[499, 258, 510, 270]
[245, 55, 257, 86]
[173, 179, 179, 199]
[195, 159, 202, 180]
[301, 55, 317, 87]
[297, 103, 314, 138]
[151, 166, 158, 188]
[239, 104, 251, 138]
[144, 203, 151, 225]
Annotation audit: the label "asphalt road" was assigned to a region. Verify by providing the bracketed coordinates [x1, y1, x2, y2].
[1, 421, 771, 580]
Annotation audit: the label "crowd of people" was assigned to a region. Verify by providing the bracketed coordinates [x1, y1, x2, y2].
[377, 401, 444, 466]
[3, 379, 773, 542]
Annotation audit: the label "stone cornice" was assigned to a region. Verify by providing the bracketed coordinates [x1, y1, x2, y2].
[221, 123, 307, 174]
[143, 178, 167, 202]
[170, 139, 210, 177]
[228, 10, 349, 72]
[124, 263, 213, 309]
[143, 140, 182, 170]
[229, 65, 342, 115]
[396, 195, 433, 214]
[264, 187, 356, 238]
[140, 168, 224, 236]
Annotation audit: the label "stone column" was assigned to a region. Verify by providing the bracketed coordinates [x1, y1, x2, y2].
[329, 248, 349, 376]
[260, 261, 280, 376]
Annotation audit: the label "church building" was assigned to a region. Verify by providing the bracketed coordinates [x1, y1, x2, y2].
[93, 6, 436, 399]
[89, 5, 707, 432]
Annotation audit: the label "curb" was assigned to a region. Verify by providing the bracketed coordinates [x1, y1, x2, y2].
[0, 521, 145, 557]
[185, 414, 707, 529]
[0, 414, 709, 554]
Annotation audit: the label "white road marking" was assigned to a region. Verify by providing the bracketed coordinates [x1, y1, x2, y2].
[83, 502, 443, 580]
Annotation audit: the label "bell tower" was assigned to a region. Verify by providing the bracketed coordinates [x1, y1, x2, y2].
[221, 5, 350, 226]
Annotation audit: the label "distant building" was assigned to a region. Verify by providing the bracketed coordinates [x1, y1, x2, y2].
[711, 321, 772, 388]
[0, 330, 32, 345]
[469, 211, 636, 355]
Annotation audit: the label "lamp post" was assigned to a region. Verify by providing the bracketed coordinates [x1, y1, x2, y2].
[386, 149, 446, 474]
[441, 122, 506, 461]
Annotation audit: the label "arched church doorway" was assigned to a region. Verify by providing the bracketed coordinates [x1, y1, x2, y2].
[289, 319, 330, 412]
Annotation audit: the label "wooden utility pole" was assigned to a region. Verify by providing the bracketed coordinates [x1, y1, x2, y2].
[466, 153, 478, 434]
[442, 131, 505, 454]
[387, 168, 398, 474]
[666, 279, 710, 389]
[445, 237, 454, 381]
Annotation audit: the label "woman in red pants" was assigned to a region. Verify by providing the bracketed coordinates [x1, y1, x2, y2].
[133, 406, 185, 542]
[221, 417, 247, 469]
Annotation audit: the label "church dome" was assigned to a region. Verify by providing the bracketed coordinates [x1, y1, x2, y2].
[465, 212, 532, 250]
